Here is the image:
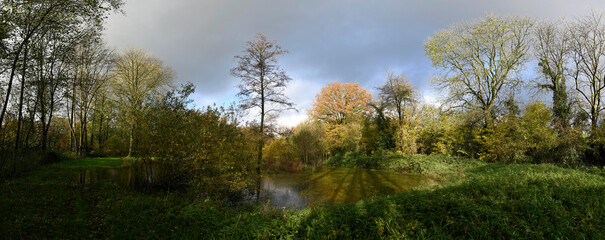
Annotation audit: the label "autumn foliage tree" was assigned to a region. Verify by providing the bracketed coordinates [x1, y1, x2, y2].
[310, 82, 372, 124]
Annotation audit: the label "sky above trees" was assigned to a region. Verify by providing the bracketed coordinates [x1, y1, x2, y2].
[102, 0, 605, 126]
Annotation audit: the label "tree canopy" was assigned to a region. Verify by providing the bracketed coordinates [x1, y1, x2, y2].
[310, 82, 372, 125]
[425, 14, 532, 125]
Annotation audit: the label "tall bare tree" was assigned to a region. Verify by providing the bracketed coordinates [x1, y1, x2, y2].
[66, 33, 114, 156]
[33, 31, 72, 151]
[568, 12, 605, 132]
[112, 48, 173, 157]
[231, 33, 294, 184]
[534, 20, 571, 132]
[425, 14, 532, 126]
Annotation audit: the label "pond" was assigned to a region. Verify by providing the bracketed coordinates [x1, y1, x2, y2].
[249, 166, 432, 209]
[74, 164, 432, 209]
[74, 161, 166, 191]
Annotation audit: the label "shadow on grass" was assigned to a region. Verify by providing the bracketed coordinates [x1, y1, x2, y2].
[290, 164, 605, 239]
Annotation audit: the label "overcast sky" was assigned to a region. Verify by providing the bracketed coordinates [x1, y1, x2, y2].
[103, 0, 605, 127]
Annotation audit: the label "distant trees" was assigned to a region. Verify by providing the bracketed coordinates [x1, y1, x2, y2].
[112, 48, 173, 157]
[231, 33, 294, 186]
[310, 82, 372, 124]
[425, 15, 532, 126]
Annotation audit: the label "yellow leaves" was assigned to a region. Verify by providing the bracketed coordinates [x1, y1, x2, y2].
[310, 82, 372, 124]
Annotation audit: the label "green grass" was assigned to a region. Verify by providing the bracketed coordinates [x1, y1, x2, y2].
[327, 153, 485, 181]
[51, 157, 126, 169]
[2, 156, 605, 239]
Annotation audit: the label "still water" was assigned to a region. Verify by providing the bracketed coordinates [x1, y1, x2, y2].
[251, 166, 431, 209]
[74, 162, 165, 190]
[74, 164, 431, 209]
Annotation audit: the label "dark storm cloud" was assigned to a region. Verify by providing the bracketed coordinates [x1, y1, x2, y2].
[103, 0, 605, 126]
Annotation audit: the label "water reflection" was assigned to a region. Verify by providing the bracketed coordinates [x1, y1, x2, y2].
[74, 162, 163, 190]
[252, 166, 430, 209]
[74, 164, 431, 208]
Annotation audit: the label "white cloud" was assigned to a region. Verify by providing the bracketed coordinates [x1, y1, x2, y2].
[423, 94, 442, 107]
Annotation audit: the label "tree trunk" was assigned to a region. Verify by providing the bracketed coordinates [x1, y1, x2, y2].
[98, 108, 103, 150]
[256, 66, 265, 201]
[15, 45, 29, 153]
[0, 41, 26, 135]
[128, 123, 134, 157]
[69, 77, 76, 152]
[24, 92, 38, 150]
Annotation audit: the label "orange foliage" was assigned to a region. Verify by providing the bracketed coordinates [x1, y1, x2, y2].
[310, 82, 372, 124]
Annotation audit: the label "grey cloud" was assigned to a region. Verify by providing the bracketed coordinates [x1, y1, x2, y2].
[103, 0, 605, 125]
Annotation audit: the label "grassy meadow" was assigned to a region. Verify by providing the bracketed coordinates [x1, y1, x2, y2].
[1, 155, 605, 239]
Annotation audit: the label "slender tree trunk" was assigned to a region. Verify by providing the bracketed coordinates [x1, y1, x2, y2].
[98, 104, 104, 150]
[128, 123, 134, 157]
[24, 93, 38, 150]
[256, 67, 265, 201]
[591, 108, 598, 133]
[15, 45, 29, 153]
[68, 75, 76, 152]
[42, 90, 55, 151]
[78, 87, 83, 156]
[0, 41, 26, 135]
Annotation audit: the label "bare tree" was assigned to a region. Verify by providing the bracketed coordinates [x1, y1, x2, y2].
[425, 14, 532, 126]
[33, 31, 72, 151]
[534, 19, 571, 132]
[378, 71, 417, 125]
[231, 33, 294, 184]
[568, 12, 605, 132]
[112, 48, 173, 157]
[66, 34, 114, 156]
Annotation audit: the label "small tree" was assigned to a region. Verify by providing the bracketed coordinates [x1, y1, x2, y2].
[378, 71, 417, 125]
[291, 121, 328, 165]
[230, 33, 294, 182]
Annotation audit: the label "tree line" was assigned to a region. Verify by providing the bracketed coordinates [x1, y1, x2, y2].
[0, 1, 188, 178]
[264, 12, 605, 169]
[4, 3, 605, 197]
